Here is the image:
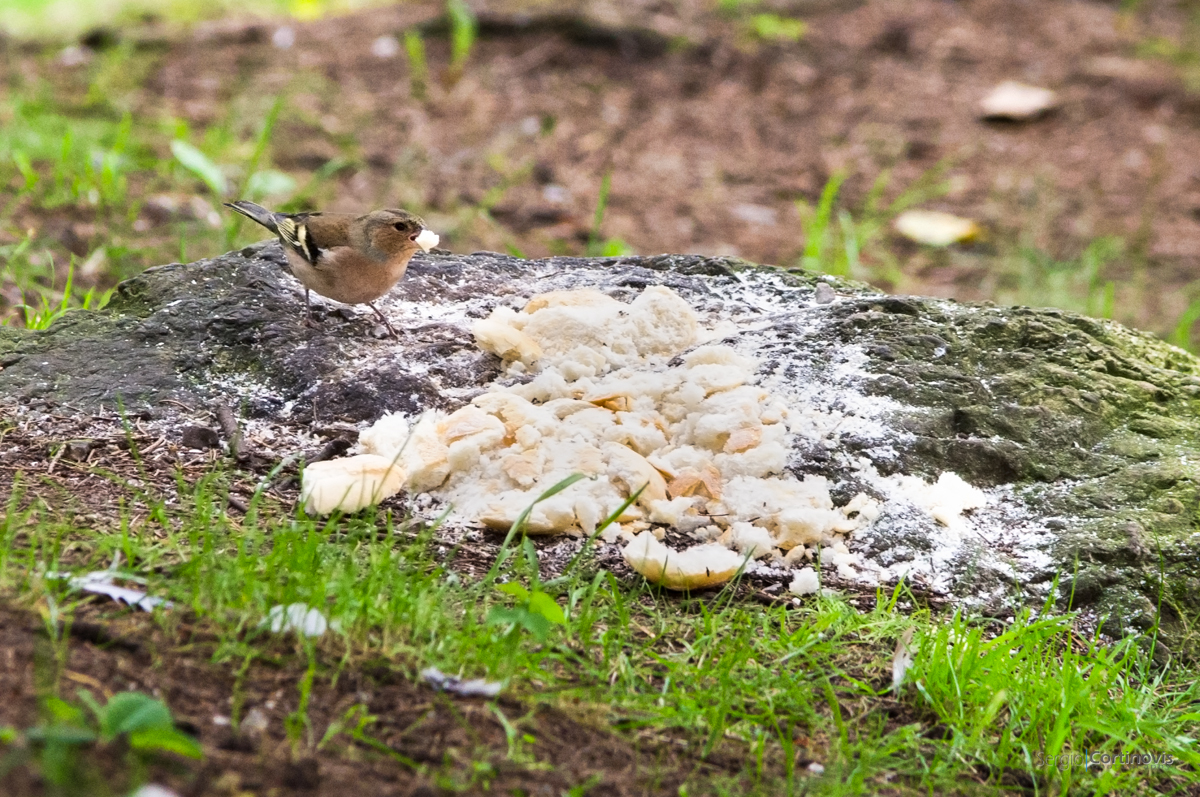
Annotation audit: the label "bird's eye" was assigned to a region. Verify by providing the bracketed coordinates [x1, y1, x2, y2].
[393, 222, 407, 231]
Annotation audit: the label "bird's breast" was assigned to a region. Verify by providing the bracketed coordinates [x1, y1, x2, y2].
[288, 247, 413, 305]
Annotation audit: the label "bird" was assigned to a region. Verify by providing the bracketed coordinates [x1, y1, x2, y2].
[224, 200, 438, 336]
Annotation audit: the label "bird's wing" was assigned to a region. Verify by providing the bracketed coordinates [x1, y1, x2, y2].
[275, 215, 324, 266]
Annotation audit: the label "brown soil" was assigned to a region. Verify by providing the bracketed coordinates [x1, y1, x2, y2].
[9, 1, 1200, 338]
[0, 600, 734, 796]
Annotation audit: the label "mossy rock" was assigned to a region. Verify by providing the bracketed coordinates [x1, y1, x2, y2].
[2, 243, 1197, 649]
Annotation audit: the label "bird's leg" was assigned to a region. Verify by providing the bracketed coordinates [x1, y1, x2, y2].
[367, 302, 399, 337]
[302, 288, 321, 328]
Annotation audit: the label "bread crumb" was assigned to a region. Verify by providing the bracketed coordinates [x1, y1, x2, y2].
[887, 472, 986, 529]
[622, 531, 745, 590]
[301, 454, 405, 515]
[789, 567, 820, 595]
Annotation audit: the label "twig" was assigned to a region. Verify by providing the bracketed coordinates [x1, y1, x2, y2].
[302, 436, 353, 465]
[215, 403, 244, 458]
[160, 399, 200, 414]
[47, 444, 65, 475]
[749, 589, 792, 607]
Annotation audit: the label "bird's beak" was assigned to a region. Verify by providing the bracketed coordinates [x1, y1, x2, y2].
[414, 228, 439, 253]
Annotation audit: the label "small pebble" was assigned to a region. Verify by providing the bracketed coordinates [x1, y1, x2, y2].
[64, 440, 93, 461]
[371, 35, 400, 58]
[272, 26, 295, 49]
[181, 425, 221, 450]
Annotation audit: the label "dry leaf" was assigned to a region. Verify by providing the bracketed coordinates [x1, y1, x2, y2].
[894, 210, 980, 246]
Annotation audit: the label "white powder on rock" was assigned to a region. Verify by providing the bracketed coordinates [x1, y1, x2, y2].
[884, 472, 988, 530]
[301, 280, 1020, 599]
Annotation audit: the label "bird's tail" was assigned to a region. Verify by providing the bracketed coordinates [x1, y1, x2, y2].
[224, 200, 278, 233]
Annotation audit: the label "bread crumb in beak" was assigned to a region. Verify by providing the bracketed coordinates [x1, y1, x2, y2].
[415, 229, 439, 252]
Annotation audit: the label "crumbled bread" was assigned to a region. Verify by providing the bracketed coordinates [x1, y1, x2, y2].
[783, 546, 810, 565]
[471, 393, 551, 434]
[301, 454, 405, 515]
[480, 491, 577, 534]
[523, 288, 618, 314]
[473, 313, 542, 364]
[603, 442, 668, 507]
[610, 411, 669, 455]
[730, 522, 774, 558]
[789, 567, 820, 596]
[438, 406, 506, 444]
[501, 449, 543, 487]
[843, 492, 880, 521]
[647, 496, 698, 525]
[667, 464, 722, 500]
[357, 412, 410, 457]
[355, 412, 450, 492]
[337, 285, 981, 585]
[414, 229, 440, 251]
[622, 531, 745, 590]
[776, 506, 843, 549]
[724, 426, 762, 453]
[494, 285, 699, 374]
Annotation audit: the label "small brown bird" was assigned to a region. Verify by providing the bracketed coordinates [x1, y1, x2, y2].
[225, 200, 438, 335]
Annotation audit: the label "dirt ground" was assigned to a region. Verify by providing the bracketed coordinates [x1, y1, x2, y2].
[0, 601, 731, 796]
[10, 0, 1200, 338]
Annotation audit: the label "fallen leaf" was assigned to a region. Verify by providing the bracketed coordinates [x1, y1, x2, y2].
[980, 81, 1057, 121]
[894, 210, 980, 246]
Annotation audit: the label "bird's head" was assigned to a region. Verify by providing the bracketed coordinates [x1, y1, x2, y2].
[365, 209, 438, 256]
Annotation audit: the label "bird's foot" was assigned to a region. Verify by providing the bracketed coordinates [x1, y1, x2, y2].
[367, 303, 401, 338]
[369, 324, 396, 339]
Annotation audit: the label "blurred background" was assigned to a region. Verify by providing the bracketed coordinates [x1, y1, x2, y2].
[5, 0, 1200, 348]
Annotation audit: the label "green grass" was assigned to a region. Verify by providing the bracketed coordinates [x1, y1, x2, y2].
[795, 163, 953, 285]
[790, 168, 1200, 346]
[0, 0, 390, 41]
[445, 0, 478, 87]
[0, 45, 325, 326]
[2, 466, 1198, 795]
[9, 256, 113, 330]
[1, 688, 202, 790]
[404, 30, 429, 102]
[586, 171, 635, 258]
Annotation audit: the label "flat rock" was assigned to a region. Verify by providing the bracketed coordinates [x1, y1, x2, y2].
[2, 242, 1198, 645]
